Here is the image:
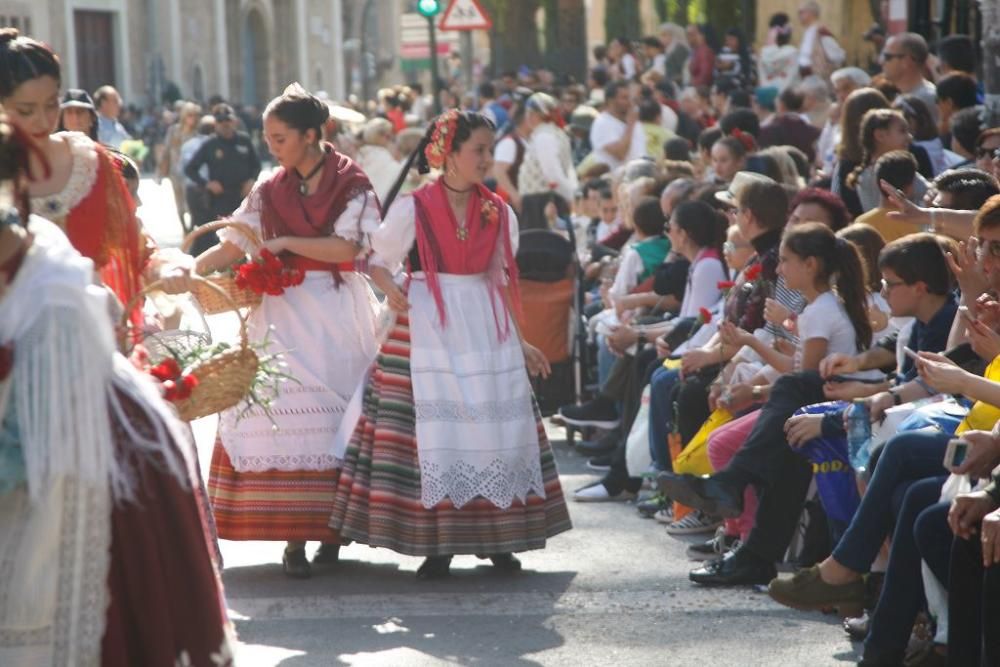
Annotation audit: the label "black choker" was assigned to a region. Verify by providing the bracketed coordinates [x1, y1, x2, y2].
[441, 178, 473, 194]
[295, 155, 325, 195]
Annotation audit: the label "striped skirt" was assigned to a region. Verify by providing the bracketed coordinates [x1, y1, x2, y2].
[208, 441, 341, 542]
[329, 314, 572, 557]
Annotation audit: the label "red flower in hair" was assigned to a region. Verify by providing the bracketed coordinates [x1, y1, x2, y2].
[425, 109, 461, 170]
[698, 307, 713, 325]
[743, 263, 763, 283]
[730, 127, 755, 151]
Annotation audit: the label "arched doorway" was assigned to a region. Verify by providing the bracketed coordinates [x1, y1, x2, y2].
[192, 63, 205, 104]
[242, 7, 270, 106]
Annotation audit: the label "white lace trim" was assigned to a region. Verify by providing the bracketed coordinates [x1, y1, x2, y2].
[414, 395, 534, 423]
[419, 454, 546, 510]
[29, 133, 99, 221]
[230, 453, 342, 472]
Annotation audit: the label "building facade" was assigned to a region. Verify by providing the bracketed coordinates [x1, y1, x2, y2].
[0, 0, 380, 108]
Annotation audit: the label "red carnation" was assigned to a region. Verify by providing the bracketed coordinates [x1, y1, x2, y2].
[743, 263, 763, 282]
[698, 307, 713, 325]
[717, 280, 736, 290]
[149, 358, 181, 382]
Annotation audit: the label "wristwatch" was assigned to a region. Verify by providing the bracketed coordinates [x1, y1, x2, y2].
[751, 386, 764, 401]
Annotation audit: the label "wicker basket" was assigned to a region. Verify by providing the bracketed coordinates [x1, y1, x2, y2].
[182, 220, 263, 314]
[123, 277, 260, 422]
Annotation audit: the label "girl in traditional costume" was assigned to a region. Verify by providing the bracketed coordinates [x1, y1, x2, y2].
[330, 110, 572, 579]
[0, 109, 232, 667]
[194, 84, 381, 579]
[0, 29, 191, 328]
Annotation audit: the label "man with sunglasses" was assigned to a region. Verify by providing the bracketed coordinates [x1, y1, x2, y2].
[880, 33, 939, 125]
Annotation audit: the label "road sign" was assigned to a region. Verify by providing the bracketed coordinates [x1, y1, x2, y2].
[438, 0, 493, 31]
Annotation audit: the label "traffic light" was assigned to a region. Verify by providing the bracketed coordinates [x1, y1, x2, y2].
[416, 0, 442, 18]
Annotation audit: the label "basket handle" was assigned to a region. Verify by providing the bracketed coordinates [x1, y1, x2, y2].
[119, 275, 251, 351]
[181, 219, 261, 254]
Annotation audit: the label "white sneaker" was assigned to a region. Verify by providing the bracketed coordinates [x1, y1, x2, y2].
[664, 510, 722, 535]
[573, 483, 635, 502]
[653, 505, 675, 524]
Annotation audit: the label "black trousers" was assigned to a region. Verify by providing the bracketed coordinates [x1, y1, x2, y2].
[948, 532, 1000, 666]
[602, 346, 660, 495]
[725, 372, 827, 562]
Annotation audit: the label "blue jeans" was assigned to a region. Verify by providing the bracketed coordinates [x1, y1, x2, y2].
[831, 430, 951, 574]
[596, 334, 615, 388]
[647, 365, 681, 471]
[864, 476, 949, 659]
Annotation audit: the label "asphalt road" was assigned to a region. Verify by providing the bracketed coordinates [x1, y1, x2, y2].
[139, 178, 862, 667]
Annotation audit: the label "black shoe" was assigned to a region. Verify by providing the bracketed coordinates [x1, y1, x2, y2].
[636, 492, 670, 518]
[657, 472, 744, 519]
[688, 546, 776, 586]
[487, 553, 522, 572]
[282, 547, 312, 579]
[576, 429, 621, 456]
[312, 543, 341, 565]
[559, 396, 620, 429]
[416, 555, 453, 579]
[586, 455, 612, 471]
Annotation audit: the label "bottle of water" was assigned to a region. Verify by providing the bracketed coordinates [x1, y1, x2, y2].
[846, 399, 872, 473]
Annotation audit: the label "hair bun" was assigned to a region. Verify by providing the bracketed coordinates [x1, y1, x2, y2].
[0, 28, 20, 45]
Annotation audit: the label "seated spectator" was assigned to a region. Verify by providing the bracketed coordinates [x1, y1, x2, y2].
[948, 105, 983, 168]
[947, 458, 1000, 666]
[935, 71, 978, 141]
[758, 87, 822, 163]
[855, 150, 921, 242]
[787, 187, 850, 231]
[974, 127, 1000, 180]
[659, 221, 875, 584]
[928, 167, 999, 212]
[847, 108, 929, 212]
[711, 135, 751, 184]
[664, 136, 693, 162]
[894, 94, 944, 177]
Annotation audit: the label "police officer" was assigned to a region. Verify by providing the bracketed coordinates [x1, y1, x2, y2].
[184, 103, 261, 255]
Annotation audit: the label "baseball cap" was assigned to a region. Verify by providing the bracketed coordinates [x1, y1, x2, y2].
[212, 103, 236, 122]
[61, 88, 95, 110]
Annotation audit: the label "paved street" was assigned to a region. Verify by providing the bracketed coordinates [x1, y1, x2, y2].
[139, 178, 863, 666]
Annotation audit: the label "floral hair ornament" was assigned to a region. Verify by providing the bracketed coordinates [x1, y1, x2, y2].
[424, 109, 462, 170]
[730, 127, 755, 152]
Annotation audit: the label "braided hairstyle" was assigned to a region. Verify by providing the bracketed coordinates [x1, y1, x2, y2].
[847, 108, 907, 189]
[381, 110, 495, 213]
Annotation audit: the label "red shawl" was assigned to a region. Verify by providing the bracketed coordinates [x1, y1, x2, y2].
[258, 143, 376, 282]
[64, 146, 146, 327]
[411, 179, 521, 340]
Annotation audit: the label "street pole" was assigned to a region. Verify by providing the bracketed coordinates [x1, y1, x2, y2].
[979, 0, 1000, 127]
[427, 15, 443, 115]
[461, 31, 474, 92]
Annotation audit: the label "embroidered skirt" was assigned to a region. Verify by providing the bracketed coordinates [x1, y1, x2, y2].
[329, 314, 572, 557]
[208, 441, 341, 542]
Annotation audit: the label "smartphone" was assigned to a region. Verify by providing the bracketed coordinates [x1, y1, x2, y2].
[943, 438, 969, 469]
[902, 346, 920, 361]
[826, 374, 887, 385]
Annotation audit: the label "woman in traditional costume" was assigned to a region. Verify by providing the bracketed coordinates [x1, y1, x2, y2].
[0, 30, 190, 328]
[330, 110, 572, 579]
[194, 84, 381, 579]
[0, 110, 232, 667]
